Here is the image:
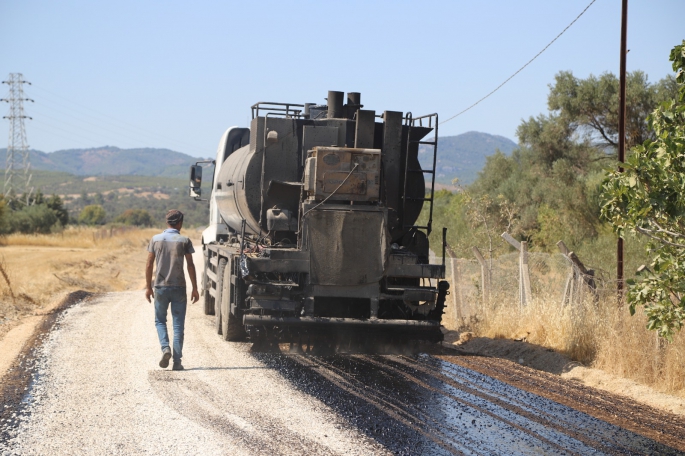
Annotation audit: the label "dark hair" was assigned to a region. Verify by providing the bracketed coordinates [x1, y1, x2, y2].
[165, 209, 184, 225]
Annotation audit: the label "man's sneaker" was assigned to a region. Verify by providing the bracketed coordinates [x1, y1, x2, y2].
[159, 347, 172, 368]
[172, 361, 184, 371]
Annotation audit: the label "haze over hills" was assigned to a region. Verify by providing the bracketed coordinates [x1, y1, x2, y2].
[419, 131, 518, 186]
[1, 131, 517, 185]
[0, 147, 206, 179]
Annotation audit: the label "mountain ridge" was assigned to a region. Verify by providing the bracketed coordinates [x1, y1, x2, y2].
[1, 130, 517, 184]
[419, 131, 518, 185]
[0, 146, 205, 178]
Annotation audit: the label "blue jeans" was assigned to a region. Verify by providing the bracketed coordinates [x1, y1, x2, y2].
[154, 287, 187, 362]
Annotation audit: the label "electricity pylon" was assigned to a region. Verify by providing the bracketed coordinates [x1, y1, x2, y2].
[1, 73, 34, 201]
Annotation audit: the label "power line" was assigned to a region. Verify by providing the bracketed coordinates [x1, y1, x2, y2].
[30, 84, 204, 153]
[440, 0, 597, 125]
[31, 104, 172, 150]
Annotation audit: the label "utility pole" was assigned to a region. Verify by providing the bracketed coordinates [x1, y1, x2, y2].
[617, 0, 628, 301]
[1, 73, 34, 202]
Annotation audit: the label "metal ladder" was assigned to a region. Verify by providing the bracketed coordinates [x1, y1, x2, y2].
[402, 112, 439, 235]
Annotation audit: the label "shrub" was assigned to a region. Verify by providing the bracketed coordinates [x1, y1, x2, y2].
[7, 204, 59, 234]
[78, 205, 106, 225]
[114, 208, 154, 226]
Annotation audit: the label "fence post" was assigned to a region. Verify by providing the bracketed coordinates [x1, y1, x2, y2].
[568, 251, 598, 302]
[556, 240, 598, 306]
[520, 241, 532, 306]
[557, 241, 574, 306]
[450, 257, 462, 328]
[501, 232, 521, 251]
[472, 246, 489, 306]
[444, 244, 461, 329]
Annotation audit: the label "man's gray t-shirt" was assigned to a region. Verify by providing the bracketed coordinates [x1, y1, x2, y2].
[147, 229, 195, 287]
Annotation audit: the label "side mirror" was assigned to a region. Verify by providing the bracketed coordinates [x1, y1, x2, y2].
[189, 165, 202, 199]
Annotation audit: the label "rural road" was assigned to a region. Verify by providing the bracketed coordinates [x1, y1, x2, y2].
[1, 253, 684, 455]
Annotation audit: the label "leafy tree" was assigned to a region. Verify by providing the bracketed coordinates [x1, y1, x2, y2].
[547, 70, 676, 151]
[467, 69, 678, 251]
[7, 204, 58, 234]
[46, 194, 69, 226]
[115, 208, 154, 226]
[78, 205, 106, 225]
[601, 41, 685, 340]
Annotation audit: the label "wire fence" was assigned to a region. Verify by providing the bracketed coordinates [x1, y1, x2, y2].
[434, 248, 618, 332]
[92, 226, 137, 241]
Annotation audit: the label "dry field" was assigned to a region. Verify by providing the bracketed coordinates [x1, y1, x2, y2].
[0, 227, 161, 340]
[466, 292, 685, 399]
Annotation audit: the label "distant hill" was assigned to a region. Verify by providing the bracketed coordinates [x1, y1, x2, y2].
[419, 131, 518, 186]
[0, 132, 516, 185]
[0, 146, 205, 178]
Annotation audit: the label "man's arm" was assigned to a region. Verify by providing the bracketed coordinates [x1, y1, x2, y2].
[145, 252, 155, 303]
[185, 253, 200, 303]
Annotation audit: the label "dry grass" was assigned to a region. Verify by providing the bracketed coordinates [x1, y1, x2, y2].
[466, 292, 685, 397]
[0, 226, 163, 340]
[592, 308, 685, 396]
[0, 226, 159, 250]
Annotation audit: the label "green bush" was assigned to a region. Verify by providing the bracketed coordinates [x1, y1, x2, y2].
[7, 204, 58, 234]
[78, 205, 106, 225]
[114, 208, 154, 226]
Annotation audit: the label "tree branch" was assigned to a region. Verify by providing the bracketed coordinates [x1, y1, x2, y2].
[589, 114, 618, 147]
[635, 226, 685, 249]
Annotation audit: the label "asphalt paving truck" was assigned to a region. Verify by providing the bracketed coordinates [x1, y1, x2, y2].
[189, 91, 448, 348]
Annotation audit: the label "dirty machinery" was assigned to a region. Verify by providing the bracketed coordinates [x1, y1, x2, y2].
[189, 90, 448, 350]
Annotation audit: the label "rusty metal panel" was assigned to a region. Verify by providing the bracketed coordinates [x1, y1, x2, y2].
[355, 109, 376, 148]
[322, 172, 367, 194]
[311, 146, 380, 201]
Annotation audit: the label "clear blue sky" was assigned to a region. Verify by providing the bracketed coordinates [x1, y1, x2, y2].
[1, 0, 683, 158]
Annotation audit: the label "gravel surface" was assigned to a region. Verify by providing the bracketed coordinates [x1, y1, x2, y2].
[0, 289, 385, 456]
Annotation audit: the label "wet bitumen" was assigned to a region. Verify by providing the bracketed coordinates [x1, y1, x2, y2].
[254, 351, 684, 455]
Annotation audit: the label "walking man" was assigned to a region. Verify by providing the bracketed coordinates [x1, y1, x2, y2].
[145, 209, 199, 370]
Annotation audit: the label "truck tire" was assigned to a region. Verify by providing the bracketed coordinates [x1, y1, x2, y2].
[222, 260, 247, 341]
[215, 258, 227, 335]
[203, 250, 214, 315]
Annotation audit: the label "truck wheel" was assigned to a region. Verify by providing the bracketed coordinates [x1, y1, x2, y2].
[215, 258, 227, 335]
[203, 250, 214, 315]
[222, 268, 247, 341]
[203, 287, 213, 315]
[222, 307, 246, 341]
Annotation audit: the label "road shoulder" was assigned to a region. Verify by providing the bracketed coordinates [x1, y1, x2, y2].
[442, 329, 685, 417]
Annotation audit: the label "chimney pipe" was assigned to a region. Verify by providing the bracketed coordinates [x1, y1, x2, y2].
[327, 90, 344, 119]
[347, 92, 361, 106]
